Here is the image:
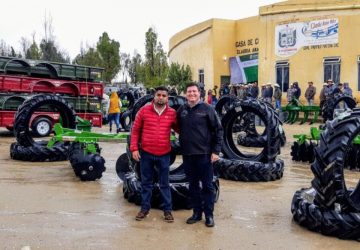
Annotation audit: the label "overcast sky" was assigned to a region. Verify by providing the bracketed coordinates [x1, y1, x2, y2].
[0, 0, 280, 59]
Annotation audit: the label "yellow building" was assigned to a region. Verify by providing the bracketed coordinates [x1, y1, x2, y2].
[169, 0, 360, 103]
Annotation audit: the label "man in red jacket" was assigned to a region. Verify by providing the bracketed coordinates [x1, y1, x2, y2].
[130, 86, 177, 222]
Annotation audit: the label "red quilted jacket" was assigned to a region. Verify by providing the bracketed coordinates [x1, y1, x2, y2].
[130, 102, 177, 156]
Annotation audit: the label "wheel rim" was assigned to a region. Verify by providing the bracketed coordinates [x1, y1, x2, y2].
[36, 121, 51, 136]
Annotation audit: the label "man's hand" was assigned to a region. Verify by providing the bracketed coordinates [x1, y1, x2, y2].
[132, 150, 141, 162]
[211, 153, 220, 163]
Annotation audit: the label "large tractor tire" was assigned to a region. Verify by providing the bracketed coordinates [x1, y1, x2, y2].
[215, 95, 237, 118]
[10, 141, 69, 162]
[213, 158, 284, 182]
[116, 153, 132, 181]
[321, 93, 356, 122]
[119, 91, 135, 110]
[291, 188, 360, 240]
[311, 111, 360, 212]
[120, 110, 132, 131]
[13, 94, 76, 147]
[221, 99, 281, 163]
[130, 95, 154, 122]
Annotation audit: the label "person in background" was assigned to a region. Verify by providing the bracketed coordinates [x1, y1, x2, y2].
[325, 79, 335, 98]
[108, 91, 122, 133]
[207, 89, 213, 105]
[319, 82, 327, 112]
[250, 82, 259, 99]
[332, 82, 343, 95]
[130, 86, 178, 223]
[177, 83, 223, 227]
[286, 83, 294, 103]
[260, 83, 266, 100]
[343, 82, 353, 97]
[263, 82, 273, 104]
[292, 82, 301, 100]
[304, 81, 316, 106]
[273, 83, 282, 110]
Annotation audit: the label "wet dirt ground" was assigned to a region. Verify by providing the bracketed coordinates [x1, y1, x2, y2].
[1, 124, 360, 249]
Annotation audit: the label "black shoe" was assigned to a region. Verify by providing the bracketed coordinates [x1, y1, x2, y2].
[205, 217, 215, 227]
[186, 214, 202, 224]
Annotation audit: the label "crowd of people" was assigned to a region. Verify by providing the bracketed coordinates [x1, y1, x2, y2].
[213, 78, 353, 110]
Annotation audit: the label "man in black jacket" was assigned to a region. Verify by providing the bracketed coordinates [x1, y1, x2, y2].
[177, 83, 223, 227]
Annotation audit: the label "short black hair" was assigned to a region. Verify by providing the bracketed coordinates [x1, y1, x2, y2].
[185, 82, 200, 91]
[154, 86, 169, 93]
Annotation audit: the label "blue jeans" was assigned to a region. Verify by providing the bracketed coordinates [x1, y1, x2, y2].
[183, 154, 214, 217]
[108, 113, 120, 130]
[140, 150, 172, 212]
[275, 99, 281, 109]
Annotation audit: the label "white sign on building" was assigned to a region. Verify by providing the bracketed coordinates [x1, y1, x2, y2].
[275, 18, 339, 57]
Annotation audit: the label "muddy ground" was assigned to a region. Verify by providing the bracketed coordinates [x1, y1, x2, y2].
[0, 124, 360, 249]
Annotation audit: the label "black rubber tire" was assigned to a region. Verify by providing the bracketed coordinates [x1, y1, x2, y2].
[221, 99, 281, 163]
[31, 117, 52, 137]
[119, 92, 135, 110]
[116, 153, 132, 181]
[120, 110, 131, 131]
[69, 143, 105, 181]
[122, 170, 220, 210]
[10, 142, 69, 162]
[130, 94, 154, 122]
[291, 188, 360, 240]
[215, 95, 237, 118]
[321, 94, 356, 122]
[213, 158, 284, 182]
[311, 111, 360, 212]
[14, 94, 76, 147]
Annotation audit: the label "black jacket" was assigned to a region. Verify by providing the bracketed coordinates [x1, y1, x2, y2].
[177, 102, 223, 155]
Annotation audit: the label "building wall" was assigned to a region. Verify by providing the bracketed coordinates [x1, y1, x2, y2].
[169, 0, 360, 103]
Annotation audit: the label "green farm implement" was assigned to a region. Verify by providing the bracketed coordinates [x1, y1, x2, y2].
[281, 99, 320, 124]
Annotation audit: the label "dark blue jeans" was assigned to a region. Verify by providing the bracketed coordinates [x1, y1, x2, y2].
[108, 113, 120, 130]
[183, 154, 215, 217]
[140, 150, 172, 212]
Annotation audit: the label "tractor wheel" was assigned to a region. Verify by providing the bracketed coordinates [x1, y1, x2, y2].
[14, 94, 76, 147]
[116, 153, 132, 181]
[291, 188, 360, 240]
[311, 111, 360, 212]
[221, 99, 281, 163]
[120, 110, 131, 131]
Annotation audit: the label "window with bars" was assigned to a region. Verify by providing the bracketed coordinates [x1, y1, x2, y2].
[323, 57, 341, 84]
[276, 61, 289, 92]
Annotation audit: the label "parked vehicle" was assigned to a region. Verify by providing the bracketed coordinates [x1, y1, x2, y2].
[0, 56, 104, 134]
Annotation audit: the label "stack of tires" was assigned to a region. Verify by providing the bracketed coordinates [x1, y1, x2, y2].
[291, 111, 360, 240]
[116, 95, 220, 210]
[9, 94, 106, 181]
[213, 98, 284, 182]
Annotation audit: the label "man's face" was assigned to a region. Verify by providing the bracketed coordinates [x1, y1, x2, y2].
[154, 90, 168, 106]
[186, 86, 200, 103]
